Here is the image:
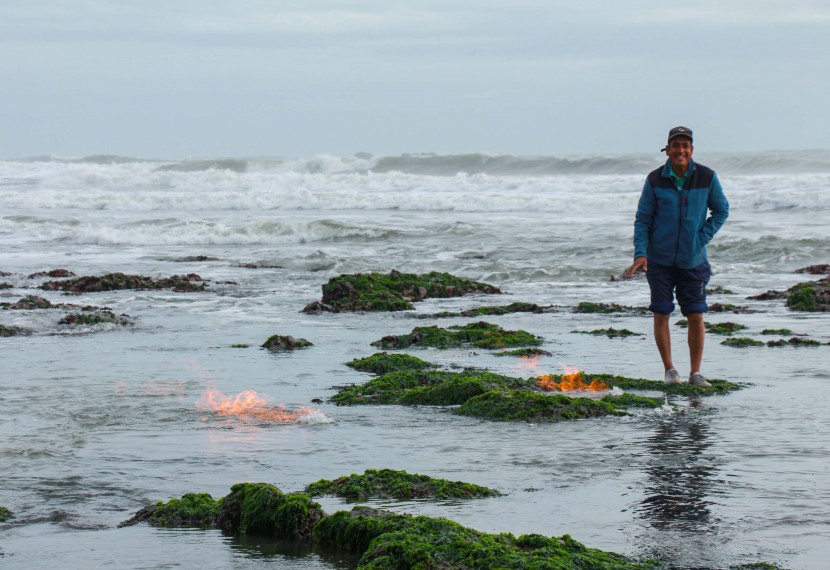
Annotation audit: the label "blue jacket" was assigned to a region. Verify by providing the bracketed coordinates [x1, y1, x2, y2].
[633, 159, 729, 269]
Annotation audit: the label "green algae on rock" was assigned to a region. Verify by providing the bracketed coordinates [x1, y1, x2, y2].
[764, 337, 822, 347]
[761, 328, 793, 335]
[455, 390, 629, 422]
[584, 373, 743, 395]
[216, 483, 324, 543]
[345, 352, 436, 374]
[314, 507, 660, 569]
[572, 327, 644, 338]
[304, 468, 502, 501]
[722, 337, 766, 348]
[422, 301, 555, 319]
[118, 492, 220, 528]
[119, 483, 325, 543]
[41, 272, 206, 293]
[574, 301, 649, 315]
[794, 263, 830, 275]
[331, 369, 533, 406]
[301, 270, 501, 313]
[371, 321, 542, 350]
[261, 334, 313, 351]
[1, 295, 58, 310]
[0, 506, 13, 522]
[493, 347, 553, 357]
[58, 309, 133, 326]
[0, 324, 28, 337]
[786, 278, 830, 311]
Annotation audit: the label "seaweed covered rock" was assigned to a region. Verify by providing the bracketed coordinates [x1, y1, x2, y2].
[572, 328, 643, 338]
[574, 302, 649, 315]
[422, 301, 555, 319]
[261, 334, 313, 351]
[795, 263, 830, 275]
[1, 295, 56, 310]
[786, 277, 830, 312]
[456, 390, 628, 422]
[493, 348, 553, 357]
[118, 492, 220, 528]
[371, 321, 542, 350]
[331, 369, 533, 406]
[0, 506, 13, 522]
[0, 324, 29, 337]
[41, 272, 206, 293]
[302, 270, 501, 313]
[314, 507, 656, 569]
[345, 352, 436, 375]
[58, 309, 133, 326]
[305, 469, 501, 501]
[587, 373, 743, 395]
[27, 268, 76, 279]
[216, 483, 324, 542]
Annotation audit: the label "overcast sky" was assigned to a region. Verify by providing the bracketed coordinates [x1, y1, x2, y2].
[2, 1, 829, 158]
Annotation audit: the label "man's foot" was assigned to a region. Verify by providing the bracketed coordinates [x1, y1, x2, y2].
[664, 368, 682, 385]
[689, 372, 712, 388]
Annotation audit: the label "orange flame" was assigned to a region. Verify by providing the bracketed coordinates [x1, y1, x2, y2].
[536, 367, 609, 392]
[198, 388, 317, 423]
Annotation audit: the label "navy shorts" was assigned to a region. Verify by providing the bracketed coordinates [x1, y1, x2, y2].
[646, 261, 711, 316]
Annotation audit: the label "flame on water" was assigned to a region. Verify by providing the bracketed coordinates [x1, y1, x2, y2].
[536, 366, 609, 392]
[198, 388, 321, 423]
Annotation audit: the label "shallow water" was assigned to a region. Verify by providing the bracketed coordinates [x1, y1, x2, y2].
[1, 154, 830, 568]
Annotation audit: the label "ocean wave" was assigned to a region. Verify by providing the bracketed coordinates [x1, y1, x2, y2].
[7, 150, 830, 176]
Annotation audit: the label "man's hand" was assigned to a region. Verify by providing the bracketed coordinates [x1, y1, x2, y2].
[624, 257, 648, 279]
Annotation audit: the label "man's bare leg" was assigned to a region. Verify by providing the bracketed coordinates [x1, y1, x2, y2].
[653, 312, 674, 371]
[686, 312, 705, 374]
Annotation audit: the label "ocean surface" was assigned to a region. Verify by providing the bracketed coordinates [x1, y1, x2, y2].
[1, 151, 829, 569]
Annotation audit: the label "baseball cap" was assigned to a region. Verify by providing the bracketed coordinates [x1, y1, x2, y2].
[661, 126, 693, 152]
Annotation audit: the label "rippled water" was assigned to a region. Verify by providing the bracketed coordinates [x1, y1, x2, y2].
[1, 155, 829, 568]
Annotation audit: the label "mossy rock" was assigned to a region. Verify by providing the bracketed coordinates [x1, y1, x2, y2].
[0, 324, 28, 337]
[302, 270, 501, 313]
[58, 309, 132, 326]
[424, 301, 554, 318]
[761, 328, 793, 335]
[331, 369, 532, 406]
[493, 347, 553, 357]
[1, 295, 56, 310]
[794, 264, 830, 275]
[261, 334, 313, 351]
[41, 272, 205, 293]
[0, 506, 13, 522]
[305, 469, 501, 501]
[722, 337, 765, 348]
[574, 302, 648, 315]
[345, 352, 436, 374]
[371, 321, 542, 350]
[119, 492, 220, 528]
[314, 507, 658, 569]
[27, 268, 76, 279]
[601, 393, 666, 409]
[706, 321, 748, 335]
[584, 373, 743, 395]
[456, 390, 628, 422]
[708, 303, 755, 313]
[572, 328, 643, 338]
[216, 483, 324, 542]
[765, 337, 822, 347]
[707, 285, 735, 294]
[786, 278, 830, 311]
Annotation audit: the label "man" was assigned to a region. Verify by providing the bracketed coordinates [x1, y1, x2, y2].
[625, 126, 729, 387]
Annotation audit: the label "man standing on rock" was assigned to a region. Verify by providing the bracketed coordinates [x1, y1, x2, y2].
[625, 127, 729, 387]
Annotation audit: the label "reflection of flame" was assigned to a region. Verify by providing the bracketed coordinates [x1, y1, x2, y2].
[198, 388, 322, 423]
[536, 367, 609, 392]
[514, 353, 543, 375]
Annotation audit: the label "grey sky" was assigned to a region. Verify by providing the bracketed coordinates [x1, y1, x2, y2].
[2, 1, 829, 158]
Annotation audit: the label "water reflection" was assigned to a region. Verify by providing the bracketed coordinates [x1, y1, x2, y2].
[225, 534, 360, 569]
[636, 402, 718, 533]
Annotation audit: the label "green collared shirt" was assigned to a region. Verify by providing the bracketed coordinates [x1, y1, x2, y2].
[669, 168, 688, 191]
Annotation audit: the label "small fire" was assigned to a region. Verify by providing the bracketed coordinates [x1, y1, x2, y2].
[198, 388, 323, 423]
[536, 366, 609, 392]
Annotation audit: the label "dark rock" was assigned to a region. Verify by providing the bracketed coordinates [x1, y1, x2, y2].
[27, 268, 76, 279]
[261, 334, 313, 351]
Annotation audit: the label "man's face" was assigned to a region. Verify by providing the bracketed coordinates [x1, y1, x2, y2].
[666, 137, 693, 172]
